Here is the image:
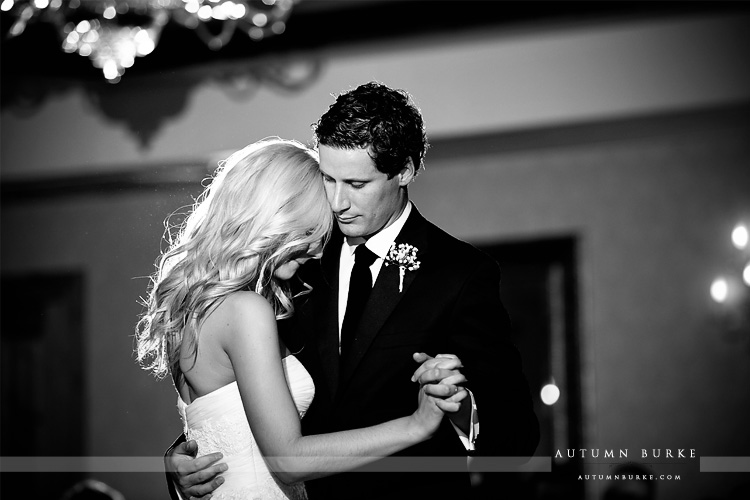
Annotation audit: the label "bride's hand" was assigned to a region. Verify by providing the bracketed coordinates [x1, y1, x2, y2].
[411, 383, 468, 438]
[433, 381, 469, 413]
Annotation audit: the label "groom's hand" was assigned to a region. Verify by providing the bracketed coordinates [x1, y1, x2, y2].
[411, 352, 467, 394]
[167, 440, 227, 500]
[412, 352, 472, 433]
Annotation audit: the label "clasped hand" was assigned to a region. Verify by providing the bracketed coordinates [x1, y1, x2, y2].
[411, 352, 469, 432]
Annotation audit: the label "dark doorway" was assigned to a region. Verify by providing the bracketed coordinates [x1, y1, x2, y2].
[1, 272, 86, 498]
[473, 236, 584, 499]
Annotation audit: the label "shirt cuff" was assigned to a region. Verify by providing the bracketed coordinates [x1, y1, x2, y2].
[450, 388, 479, 451]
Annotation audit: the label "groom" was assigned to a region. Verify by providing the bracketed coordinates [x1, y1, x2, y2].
[168, 82, 539, 499]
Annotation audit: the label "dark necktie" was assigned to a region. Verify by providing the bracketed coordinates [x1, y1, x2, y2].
[340, 244, 378, 359]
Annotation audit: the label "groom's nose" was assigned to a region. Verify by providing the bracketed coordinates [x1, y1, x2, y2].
[329, 184, 350, 213]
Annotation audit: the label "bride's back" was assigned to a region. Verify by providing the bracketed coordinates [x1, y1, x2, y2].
[178, 291, 280, 404]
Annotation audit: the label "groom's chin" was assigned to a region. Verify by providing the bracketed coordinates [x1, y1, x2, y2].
[337, 224, 364, 239]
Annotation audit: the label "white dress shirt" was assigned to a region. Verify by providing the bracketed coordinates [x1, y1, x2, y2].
[337, 201, 412, 336]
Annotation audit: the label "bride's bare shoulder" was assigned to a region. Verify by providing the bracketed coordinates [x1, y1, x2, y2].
[205, 291, 276, 335]
[219, 290, 271, 310]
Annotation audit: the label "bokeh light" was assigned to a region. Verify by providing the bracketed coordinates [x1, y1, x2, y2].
[540, 383, 560, 406]
[732, 224, 748, 250]
[710, 277, 729, 303]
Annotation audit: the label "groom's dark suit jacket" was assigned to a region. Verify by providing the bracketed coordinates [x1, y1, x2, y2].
[285, 206, 539, 500]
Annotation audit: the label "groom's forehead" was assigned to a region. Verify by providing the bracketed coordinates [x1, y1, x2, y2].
[319, 146, 379, 177]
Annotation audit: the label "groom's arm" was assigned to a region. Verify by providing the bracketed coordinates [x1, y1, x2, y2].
[445, 255, 539, 458]
[164, 434, 186, 500]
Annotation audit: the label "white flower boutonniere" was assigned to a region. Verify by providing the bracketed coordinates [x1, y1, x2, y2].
[384, 243, 421, 293]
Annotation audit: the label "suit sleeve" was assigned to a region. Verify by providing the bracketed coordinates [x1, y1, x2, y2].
[164, 433, 186, 500]
[446, 254, 540, 458]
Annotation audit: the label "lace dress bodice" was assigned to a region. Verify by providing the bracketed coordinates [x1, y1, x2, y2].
[178, 355, 315, 500]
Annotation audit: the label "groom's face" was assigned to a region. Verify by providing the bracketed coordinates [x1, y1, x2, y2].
[319, 145, 411, 240]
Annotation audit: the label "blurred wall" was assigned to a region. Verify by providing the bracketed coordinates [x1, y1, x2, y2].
[416, 116, 750, 500]
[2, 11, 749, 500]
[1, 13, 748, 178]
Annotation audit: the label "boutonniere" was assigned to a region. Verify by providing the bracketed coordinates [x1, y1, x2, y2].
[384, 243, 421, 293]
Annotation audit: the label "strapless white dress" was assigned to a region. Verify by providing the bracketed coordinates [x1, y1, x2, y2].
[178, 355, 315, 500]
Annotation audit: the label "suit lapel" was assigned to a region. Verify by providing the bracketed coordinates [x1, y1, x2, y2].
[339, 207, 432, 385]
[316, 230, 343, 400]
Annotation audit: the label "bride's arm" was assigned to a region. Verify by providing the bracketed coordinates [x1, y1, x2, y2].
[215, 291, 465, 484]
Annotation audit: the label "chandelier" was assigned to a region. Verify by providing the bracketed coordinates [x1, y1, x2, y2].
[1, 0, 298, 83]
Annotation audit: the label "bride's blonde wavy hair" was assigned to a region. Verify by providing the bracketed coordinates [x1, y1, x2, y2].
[136, 137, 333, 384]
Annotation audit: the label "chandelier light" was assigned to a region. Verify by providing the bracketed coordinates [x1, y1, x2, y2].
[1, 0, 298, 83]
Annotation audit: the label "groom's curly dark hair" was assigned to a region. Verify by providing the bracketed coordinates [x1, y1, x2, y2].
[312, 81, 429, 179]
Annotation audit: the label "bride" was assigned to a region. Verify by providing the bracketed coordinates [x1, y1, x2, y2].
[135, 138, 467, 499]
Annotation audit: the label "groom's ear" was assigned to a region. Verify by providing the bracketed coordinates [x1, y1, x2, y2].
[396, 158, 416, 187]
